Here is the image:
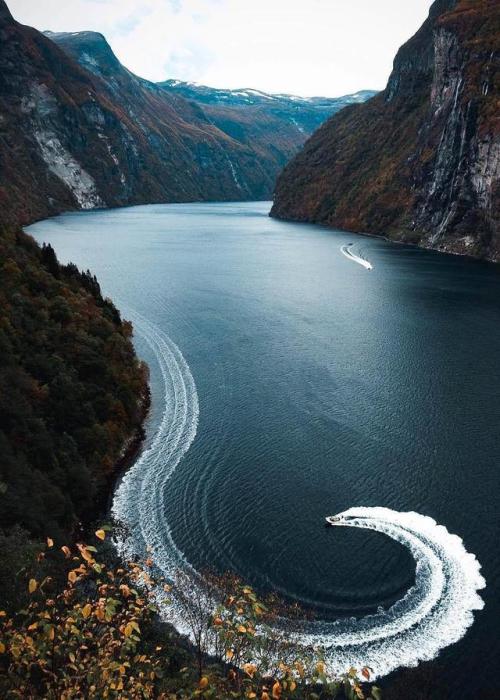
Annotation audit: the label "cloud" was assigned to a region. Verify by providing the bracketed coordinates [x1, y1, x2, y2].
[8, 0, 434, 96]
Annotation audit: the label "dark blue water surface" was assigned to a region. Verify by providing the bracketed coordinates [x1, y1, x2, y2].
[29, 202, 500, 696]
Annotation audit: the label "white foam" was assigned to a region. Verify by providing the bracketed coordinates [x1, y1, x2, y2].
[112, 316, 485, 680]
[294, 507, 485, 678]
[112, 312, 199, 574]
[341, 243, 373, 270]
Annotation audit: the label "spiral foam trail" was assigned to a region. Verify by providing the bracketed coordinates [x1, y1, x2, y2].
[294, 507, 485, 677]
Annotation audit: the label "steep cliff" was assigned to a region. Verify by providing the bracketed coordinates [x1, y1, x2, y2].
[271, 0, 500, 261]
[0, 1, 274, 229]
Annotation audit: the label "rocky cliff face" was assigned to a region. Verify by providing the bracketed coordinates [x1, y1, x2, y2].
[271, 0, 500, 261]
[0, 1, 272, 230]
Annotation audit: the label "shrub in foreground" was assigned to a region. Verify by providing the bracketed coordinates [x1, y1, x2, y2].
[0, 531, 380, 699]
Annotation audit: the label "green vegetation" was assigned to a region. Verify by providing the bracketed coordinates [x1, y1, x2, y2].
[0, 531, 380, 700]
[0, 228, 148, 540]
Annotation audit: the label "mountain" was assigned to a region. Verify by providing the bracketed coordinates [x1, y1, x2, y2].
[0, 0, 375, 229]
[157, 81, 375, 183]
[0, 2, 269, 230]
[50, 34, 375, 206]
[159, 80, 375, 140]
[271, 0, 500, 261]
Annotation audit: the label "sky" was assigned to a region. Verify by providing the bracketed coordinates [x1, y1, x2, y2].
[9, 0, 434, 97]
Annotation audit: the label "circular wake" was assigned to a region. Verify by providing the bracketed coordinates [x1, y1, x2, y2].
[112, 316, 485, 680]
[296, 507, 485, 677]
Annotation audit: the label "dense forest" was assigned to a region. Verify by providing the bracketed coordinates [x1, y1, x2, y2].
[0, 227, 148, 540]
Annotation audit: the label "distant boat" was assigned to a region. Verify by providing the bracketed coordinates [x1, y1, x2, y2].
[325, 515, 343, 526]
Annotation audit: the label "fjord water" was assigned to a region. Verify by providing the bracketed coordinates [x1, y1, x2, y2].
[29, 202, 500, 694]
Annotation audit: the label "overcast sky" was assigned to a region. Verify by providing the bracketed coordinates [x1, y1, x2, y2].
[9, 0, 434, 96]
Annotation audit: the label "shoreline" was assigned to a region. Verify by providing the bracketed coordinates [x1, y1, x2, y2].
[268, 210, 500, 267]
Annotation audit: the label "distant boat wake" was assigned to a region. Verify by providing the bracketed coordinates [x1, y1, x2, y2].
[112, 316, 485, 680]
[341, 243, 373, 270]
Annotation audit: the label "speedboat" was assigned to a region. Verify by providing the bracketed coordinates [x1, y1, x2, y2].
[325, 515, 343, 526]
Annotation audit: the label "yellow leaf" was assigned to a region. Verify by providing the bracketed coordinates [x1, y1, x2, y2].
[68, 571, 77, 584]
[28, 579, 37, 594]
[0, 611, 6, 618]
[82, 604, 92, 619]
[0, 642, 5, 654]
[289, 681, 297, 692]
[315, 661, 325, 675]
[237, 625, 247, 633]
[95, 529, 106, 541]
[124, 623, 134, 637]
[226, 649, 234, 659]
[48, 626, 55, 641]
[47, 537, 54, 548]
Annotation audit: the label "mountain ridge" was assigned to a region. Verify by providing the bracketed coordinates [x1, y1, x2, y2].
[0, 1, 375, 230]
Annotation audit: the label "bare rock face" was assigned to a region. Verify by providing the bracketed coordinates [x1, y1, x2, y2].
[271, 0, 500, 262]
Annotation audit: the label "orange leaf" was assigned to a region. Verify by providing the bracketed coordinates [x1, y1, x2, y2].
[61, 546, 71, 559]
[46, 537, 54, 548]
[243, 663, 257, 678]
[199, 677, 209, 689]
[272, 681, 282, 699]
[28, 579, 37, 594]
[82, 604, 92, 619]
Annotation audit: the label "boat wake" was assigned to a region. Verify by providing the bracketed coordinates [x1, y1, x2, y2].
[341, 243, 373, 270]
[296, 507, 485, 677]
[112, 316, 485, 680]
[112, 312, 199, 575]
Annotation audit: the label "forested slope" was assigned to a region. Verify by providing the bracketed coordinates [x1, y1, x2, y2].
[0, 229, 148, 539]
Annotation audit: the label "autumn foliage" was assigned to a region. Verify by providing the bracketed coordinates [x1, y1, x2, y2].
[0, 531, 380, 699]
